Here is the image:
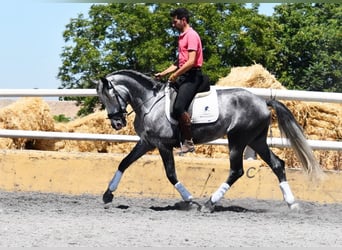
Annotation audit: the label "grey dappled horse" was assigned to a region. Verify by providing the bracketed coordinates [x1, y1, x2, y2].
[96, 69, 322, 211]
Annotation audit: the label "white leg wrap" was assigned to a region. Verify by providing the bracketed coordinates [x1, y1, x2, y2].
[175, 182, 193, 201]
[108, 170, 123, 191]
[211, 183, 230, 203]
[279, 181, 295, 205]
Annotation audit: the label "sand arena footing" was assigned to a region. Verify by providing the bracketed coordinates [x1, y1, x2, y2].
[0, 149, 341, 203]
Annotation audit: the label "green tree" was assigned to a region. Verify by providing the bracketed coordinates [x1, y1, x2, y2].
[56, 3, 289, 115]
[58, 3, 341, 115]
[186, 3, 279, 82]
[272, 3, 341, 92]
[58, 4, 173, 115]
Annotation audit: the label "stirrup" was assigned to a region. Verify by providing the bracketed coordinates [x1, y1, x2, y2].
[178, 139, 195, 155]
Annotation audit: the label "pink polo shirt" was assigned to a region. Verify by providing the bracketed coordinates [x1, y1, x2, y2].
[178, 27, 203, 68]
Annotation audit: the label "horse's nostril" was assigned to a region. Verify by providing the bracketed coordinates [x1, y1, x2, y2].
[110, 120, 123, 130]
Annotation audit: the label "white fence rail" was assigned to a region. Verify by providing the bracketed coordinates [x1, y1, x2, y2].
[0, 87, 342, 103]
[0, 87, 341, 151]
[0, 129, 341, 151]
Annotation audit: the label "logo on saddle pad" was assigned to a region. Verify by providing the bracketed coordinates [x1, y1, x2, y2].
[165, 86, 219, 124]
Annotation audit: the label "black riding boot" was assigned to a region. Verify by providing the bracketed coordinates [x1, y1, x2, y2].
[178, 112, 195, 154]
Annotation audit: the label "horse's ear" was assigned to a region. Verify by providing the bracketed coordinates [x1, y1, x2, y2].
[100, 77, 109, 84]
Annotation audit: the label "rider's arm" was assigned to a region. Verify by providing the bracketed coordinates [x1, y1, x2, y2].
[155, 64, 178, 79]
[169, 50, 196, 82]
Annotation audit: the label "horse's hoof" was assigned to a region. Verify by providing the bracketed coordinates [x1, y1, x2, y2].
[104, 203, 111, 209]
[103, 189, 114, 208]
[174, 201, 192, 211]
[191, 201, 202, 211]
[289, 202, 300, 211]
[201, 199, 215, 213]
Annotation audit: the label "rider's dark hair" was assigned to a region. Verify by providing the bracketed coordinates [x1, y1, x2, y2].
[170, 8, 190, 23]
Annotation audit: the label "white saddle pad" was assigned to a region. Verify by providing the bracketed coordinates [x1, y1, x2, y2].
[165, 86, 219, 124]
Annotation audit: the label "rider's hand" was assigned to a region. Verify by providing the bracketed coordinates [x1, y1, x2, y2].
[168, 73, 177, 83]
[154, 73, 162, 80]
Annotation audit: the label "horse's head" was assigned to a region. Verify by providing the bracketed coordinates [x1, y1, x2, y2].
[96, 76, 128, 130]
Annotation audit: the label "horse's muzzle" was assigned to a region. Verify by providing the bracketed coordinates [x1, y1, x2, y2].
[107, 112, 127, 130]
[109, 118, 126, 130]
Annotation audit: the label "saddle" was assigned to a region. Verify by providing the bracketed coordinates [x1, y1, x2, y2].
[165, 78, 219, 125]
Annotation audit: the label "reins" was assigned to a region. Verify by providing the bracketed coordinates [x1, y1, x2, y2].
[142, 93, 166, 118]
[109, 80, 165, 118]
[127, 81, 168, 118]
[127, 91, 166, 118]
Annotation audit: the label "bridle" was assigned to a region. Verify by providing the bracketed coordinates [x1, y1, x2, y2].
[104, 76, 164, 122]
[106, 82, 128, 122]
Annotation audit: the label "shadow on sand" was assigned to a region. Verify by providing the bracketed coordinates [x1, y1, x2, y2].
[149, 201, 267, 213]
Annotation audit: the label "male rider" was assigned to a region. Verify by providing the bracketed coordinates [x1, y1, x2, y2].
[155, 7, 204, 154]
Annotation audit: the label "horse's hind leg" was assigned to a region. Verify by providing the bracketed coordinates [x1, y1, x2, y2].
[250, 135, 299, 209]
[205, 135, 245, 211]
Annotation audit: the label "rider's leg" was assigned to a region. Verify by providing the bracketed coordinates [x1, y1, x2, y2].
[173, 78, 199, 154]
[177, 112, 194, 153]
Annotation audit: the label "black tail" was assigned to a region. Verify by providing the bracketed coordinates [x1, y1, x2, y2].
[267, 99, 323, 180]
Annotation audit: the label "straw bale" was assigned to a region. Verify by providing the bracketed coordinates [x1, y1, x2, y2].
[54, 108, 138, 153]
[54, 111, 113, 152]
[267, 100, 341, 170]
[216, 64, 285, 89]
[0, 138, 13, 149]
[0, 97, 55, 150]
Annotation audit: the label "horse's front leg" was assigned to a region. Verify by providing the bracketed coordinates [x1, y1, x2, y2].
[103, 140, 155, 206]
[158, 147, 193, 202]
